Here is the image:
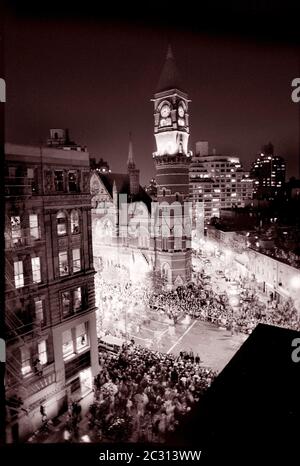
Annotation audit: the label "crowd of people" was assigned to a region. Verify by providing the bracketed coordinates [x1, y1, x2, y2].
[148, 278, 300, 334]
[88, 344, 216, 442]
[95, 259, 300, 339]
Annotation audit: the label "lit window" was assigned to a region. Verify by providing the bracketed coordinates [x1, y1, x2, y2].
[72, 249, 81, 273]
[62, 291, 72, 317]
[71, 210, 80, 234]
[68, 171, 78, 192]
[57, 211, 67, 236]
[76, 323, 88, 351]
[14, 260, 24, 288]
[29, 214, 39, 239]
[62, 329, 74, 359]
[20, 346, 31, 376]
[27, 168, 34, 179]
[11, 216, 22, 245]
[38, 340, 47, 365]
[59, 251, 69, 276]
[74, 287, 82, 311]
[35, 298, 45, 327]
[31, 257, 41, 283]
[54, 170, 64, 192]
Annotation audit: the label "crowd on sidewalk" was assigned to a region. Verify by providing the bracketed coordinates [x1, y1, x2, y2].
[88, 344, 216, 442]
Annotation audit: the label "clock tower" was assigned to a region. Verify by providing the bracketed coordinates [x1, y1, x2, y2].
[152, 45, 192, 289]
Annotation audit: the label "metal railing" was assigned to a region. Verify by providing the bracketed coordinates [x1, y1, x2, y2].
[5, 226, 43, 250]
[5, 176, 35, 197]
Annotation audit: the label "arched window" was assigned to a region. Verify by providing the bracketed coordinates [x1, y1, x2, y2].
[161, 263, 171, 284]
[57, 211, 67, 236]
[163, 189, 166, 197]
[71, 209, 80, 234]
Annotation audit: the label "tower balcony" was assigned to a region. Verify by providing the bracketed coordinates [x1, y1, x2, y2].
[153, 151, 192, 165]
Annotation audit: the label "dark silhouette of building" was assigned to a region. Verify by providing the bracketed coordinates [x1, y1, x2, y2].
[89, 157, 110, 174]
[167, 324, 300, 463]
[251, 142, 286, 199]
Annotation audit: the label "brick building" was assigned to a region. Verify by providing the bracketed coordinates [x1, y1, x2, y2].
[5, 131, 99, 442]
[152, 45, 192, 288]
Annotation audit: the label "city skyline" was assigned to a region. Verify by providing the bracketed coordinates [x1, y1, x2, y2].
[5, 18, 299, 184]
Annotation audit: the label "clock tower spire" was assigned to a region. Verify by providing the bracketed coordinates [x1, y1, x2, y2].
[152, 46, 192, 289]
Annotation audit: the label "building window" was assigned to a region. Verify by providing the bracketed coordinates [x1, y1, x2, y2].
[68, 171, 78, 192]
[38, 340, 48, 365]
[162, 237, 168, 251]
[70, 210, 80, 234]
[72, 249, 81, 273]
[76, 323, 88, 352]
[62, 291, 72, 318]
[35, 298, 46, 327]
[59, 251, 69, 276]
[74, 287, 82, 311]
[29, 214, 40, 239]
[14, 260, 24, 288]
[8, 166, 16, 178]
[57, 211, 67, 236]
[54, 170, 64, 192]
[11, 216, 22, 245]
[31, 257, 41, 284]
[20, 346, 31, 376]
[62, 329, 74, 360]
[27, 168, 38, 193]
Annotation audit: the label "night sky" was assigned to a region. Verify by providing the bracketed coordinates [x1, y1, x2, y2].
[5, 11, 300, 184]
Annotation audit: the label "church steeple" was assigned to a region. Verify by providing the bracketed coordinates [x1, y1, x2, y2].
[152, 46, 191, 158]
[156, 44, 184, 94]
[127, 133, 139, 195]
[127, 132, 135, 169]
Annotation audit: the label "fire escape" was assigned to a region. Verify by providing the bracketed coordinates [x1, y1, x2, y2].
[4, 172, 54, 433]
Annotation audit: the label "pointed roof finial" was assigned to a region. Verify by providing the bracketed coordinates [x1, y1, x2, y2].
[166, 43, 173, 59]
[156, 44, 184, 93]
[127, 132, 135, 169]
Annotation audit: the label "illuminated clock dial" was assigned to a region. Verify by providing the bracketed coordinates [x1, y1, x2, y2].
[160, 104, 171, 118]
[178, 106, 185, 117]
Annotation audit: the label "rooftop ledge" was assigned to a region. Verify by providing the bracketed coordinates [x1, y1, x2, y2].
[5, 143, 90, 165]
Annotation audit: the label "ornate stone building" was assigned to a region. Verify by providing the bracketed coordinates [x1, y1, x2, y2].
[152, 45, 192, 288]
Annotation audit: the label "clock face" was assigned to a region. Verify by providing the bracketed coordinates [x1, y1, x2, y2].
[160, 104, 171, 118]
[178, 106, 185, 117]
[178, 118, 185, 127]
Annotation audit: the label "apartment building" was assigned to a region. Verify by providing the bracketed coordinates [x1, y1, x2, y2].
[190, 141, 253, 223]
[5, 131, 99, 442]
